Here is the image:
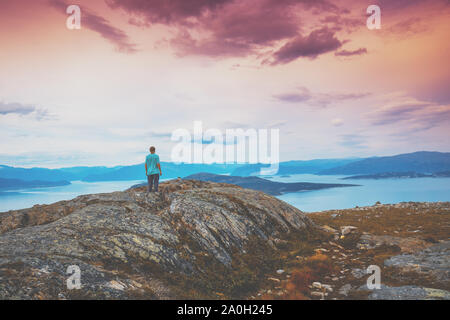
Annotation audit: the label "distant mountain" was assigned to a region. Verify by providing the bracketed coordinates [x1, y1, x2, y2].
[81, 163, 150, 182]
[342, 171, 450, 180]
[58, 166, 121, 177]
[3, 151, 449, 183]
[0, 178, 70, 191]
[435, 171, 450, 177]
[342, 172, 430, 180]
[82, 163, 243, 182]
[0, 163, 239, 183]
[0, 165, 118, 182]
[319, 152, 450, 175]
[183, 172, 358, 195]
[231, 158, 361, 176]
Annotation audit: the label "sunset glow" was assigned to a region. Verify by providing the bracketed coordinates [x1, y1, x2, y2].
[1, 0, 449, 167]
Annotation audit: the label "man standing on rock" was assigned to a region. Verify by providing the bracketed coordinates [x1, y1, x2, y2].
[145, 146, 162, 193]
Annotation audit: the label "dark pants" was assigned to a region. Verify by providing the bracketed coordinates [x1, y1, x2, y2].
[147, 174, 159, 192]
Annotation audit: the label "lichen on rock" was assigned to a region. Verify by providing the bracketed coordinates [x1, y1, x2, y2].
[0, 179, 315, 299]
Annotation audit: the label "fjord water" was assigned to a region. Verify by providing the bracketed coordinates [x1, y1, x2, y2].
[272, 174, 450, 212]
[0, 180, 145, 212]
[0, 175, 449, 213]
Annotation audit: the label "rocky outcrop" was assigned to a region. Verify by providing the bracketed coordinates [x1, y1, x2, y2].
[303, 201, 449, 300]
[0, 179, 315, 299]
[384, 241, 450, 287]
[357, 234, 432, 253]
[361, 285, 450, 300]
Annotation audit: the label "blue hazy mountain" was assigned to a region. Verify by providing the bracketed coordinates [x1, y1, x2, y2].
[319, 151, 450, 175]
[81, 163, 244, 182]
[58, 166, 123, 177]
[0, 165, 119, 182]
[2, 151, 449, 183]
[0, 163, 242, 183]
[0, 178, 70, 191]
[341, 171, 450, 180]
[231, 158, 361, 176]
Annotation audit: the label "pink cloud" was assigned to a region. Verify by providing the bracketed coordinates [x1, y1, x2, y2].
[270, 27, 343, 64]
[49, 0, 137, 53]
[105, 0, 231, 24]
[274, 86, 370, 107]
[368, 95, 450, 131]
[106, 0, 350, 62]
[335, 47, 367, 56]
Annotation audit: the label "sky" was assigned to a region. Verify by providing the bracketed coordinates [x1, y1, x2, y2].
[0, 0, 449, 168]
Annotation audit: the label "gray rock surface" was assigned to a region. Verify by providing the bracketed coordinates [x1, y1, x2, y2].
[0, 179, 315, 299]
[338, 284, 352, 296]
[384, 241, 450, 286]
[364, 285, 450, 300]
[357, 234, 431, 253]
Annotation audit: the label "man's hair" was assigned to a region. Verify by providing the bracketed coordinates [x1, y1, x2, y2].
[150, 146, 156, 152]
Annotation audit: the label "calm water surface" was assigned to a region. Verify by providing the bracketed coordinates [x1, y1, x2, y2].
[1, 175, 449, 213]
[0, 180, 145, 212]
[272, 174, 450, 212]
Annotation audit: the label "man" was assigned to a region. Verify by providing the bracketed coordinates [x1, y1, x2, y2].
[145, 146, 162, 193]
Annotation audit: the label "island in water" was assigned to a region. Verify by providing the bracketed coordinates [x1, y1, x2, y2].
[0, 178, 71, 192]
[182, 172, 358, 195]
[342, 171, 450, 180]
[130, 173, 358, 196]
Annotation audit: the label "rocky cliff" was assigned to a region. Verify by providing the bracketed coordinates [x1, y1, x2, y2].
[0, 179, 317, 299]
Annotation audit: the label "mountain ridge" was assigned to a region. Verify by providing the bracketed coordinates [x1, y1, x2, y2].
[319, 151, 450, 175]
[1, 151, 449, 183]
[230, 158, 361, 176]
[341, 171, 450, 180]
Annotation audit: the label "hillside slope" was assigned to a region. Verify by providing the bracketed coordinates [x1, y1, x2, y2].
[319, 151, 450, 175]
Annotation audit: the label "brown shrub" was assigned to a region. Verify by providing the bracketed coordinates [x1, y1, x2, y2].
[282, 253, 336, 299]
